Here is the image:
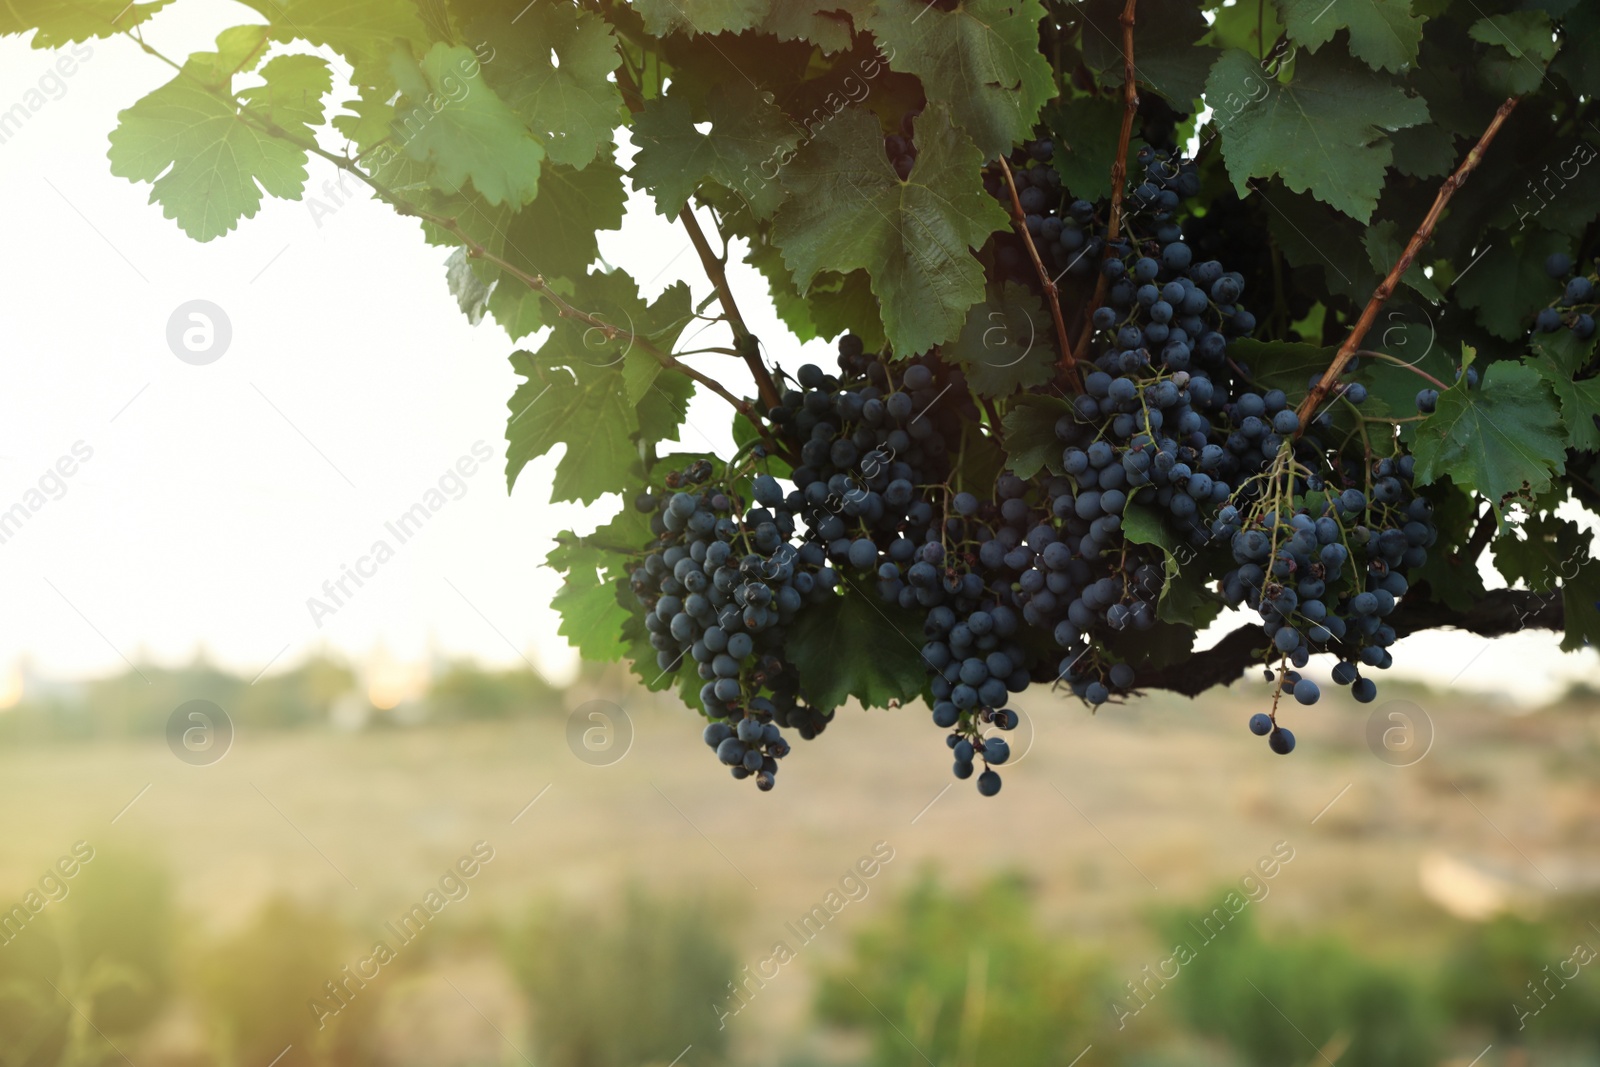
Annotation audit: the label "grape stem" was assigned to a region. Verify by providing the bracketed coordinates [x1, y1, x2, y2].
[996, 158, 1082, 392]
[1074, 0, 1140, 356]
[678, 204, 784, 413]
[1295, 95, 1521, 426]
[1352, 350, 1451, 391]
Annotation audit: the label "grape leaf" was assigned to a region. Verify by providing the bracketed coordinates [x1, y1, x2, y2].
[1552, 2, 1600, 98]
[1258, 183, 1378, 304]
[446, 247, 492, 325]
[941, 282, 1055, 397]
[1410, 356, 1567, 514]
[1560, 558, 1600, 652]
[1082, 0, 1219, 106]
[759, 0, 864, 52]
[237, 0, 429, 79]
[1454, 228, 1569, 341]
[108, 51, 331, 242]
[1121, 503, 1223, 628]
[1389, 123, 1458, 179]
[549, 507, 656, 662]
[1493, 512, 1589, 593]
[787, 587, 930, 713]
[866, 0, 1055, 159]
[954, 424, 1009, 498]
[462, 1, 624, 169]
[1529, 330, 1600, 452]
[999, 395, 1070, 479]
[1470, 11, 1558, 96]
[632, 93, 800, 219]
[771, 105, 1007, 355]
[1043, 95, 1138, 202]
[0, 0, 173, 46]
[1278, 0, 1426, 74]
[504, 271, 694, 503]
[1205, 49, 1428, 222]
[633, 0, 767, 37]
[1407, 479, 1486, 612]
[390, 44, 545, 207]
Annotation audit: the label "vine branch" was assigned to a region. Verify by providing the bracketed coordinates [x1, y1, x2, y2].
[1295, 95, 1520, 425]
[1140, 587, 1564, 697]
[1074, 0, 1140, 356]
[677, 204, 783, 413]
[997, 157, 1082, 392]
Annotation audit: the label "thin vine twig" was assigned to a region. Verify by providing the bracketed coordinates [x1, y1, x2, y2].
[677, 205, 783, 412]
[997, 157, 1082, 392]
[1295, 96, 1520, 426]
[1074, 0, 1140, 356]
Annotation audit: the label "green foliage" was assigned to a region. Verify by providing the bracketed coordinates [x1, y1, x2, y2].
[15, 0, 1600, 715]
[815, 872, 1125, 1066]
[1156, 907, 1442, 1067]
[507, 887, 736, 1067]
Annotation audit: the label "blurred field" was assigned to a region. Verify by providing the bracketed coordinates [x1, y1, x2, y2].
[0, 672, 1597, 1065]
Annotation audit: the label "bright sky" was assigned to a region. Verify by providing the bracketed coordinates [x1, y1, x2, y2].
[0, 3, 1594, 705]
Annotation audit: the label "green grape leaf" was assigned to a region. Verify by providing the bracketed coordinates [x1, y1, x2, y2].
[941, 282, 1055, 397]
[1410, 356, 1567, 515]
[1454, 228, 1568, 340]
[548, 542, 631, 662]
[238, 0, 429, 80]
[1365, 220, 1443, 302]
[1278, 0, 1426, 74]
[1407, 479, 1485, 612]
[632, 93, 800, 219]
[1528, 317, 1600, 452]
[999, 395, 1070, 479]
[0, 0, 173, 46]
[1493, 513, 1589, 593]
[1553, 2, 1600, 97]
[633, 0, 766, 37]
[760, 0, 864, 52]
[1121, 504, 1223, 627]
[787, 587, 930, 713]
[445, 247, 492, 325]
[1531, 363, 1600, 453]
[1083, 0, 1218, 106]
[1389, 123, 1458, 179]
[954, 425, 1010, 498]
[505, 271, 694, 503]
[1259, 183, 1379, 304]
[1470, 11, 1558, 96]
[1043, 95, 1138, 202]
[391, 44, 545, 207]
[107, 51, 331, 242]
[1560, 558, 1600, 652]
[771, 105, 1007, 355]
[1205, 49, 1428, 222]
[464, 2, 624, 169]
[866, 0, 1055, 159]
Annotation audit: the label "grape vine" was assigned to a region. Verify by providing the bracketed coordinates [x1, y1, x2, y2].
[14, 0, 1599, 795]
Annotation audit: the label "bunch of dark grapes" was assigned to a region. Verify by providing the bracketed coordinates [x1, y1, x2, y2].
[1536, 251, 1597, 342]
[630, 460, 836, 790]
[1216, 449, 1436, 752]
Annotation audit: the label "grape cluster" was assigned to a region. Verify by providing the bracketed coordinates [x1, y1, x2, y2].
[1537, 251, 1598, 342]
[1215, 449, 1435, 750]
[630, 461, 835, 790]
[618, 136, 1444, 791]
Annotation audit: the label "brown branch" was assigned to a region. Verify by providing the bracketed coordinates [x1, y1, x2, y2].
[997, 158, 1082, 392]
[1138, 587, 1564, 697]
[678, 204, 783, 413]
[1074, 0, 1140, 357]
[1295, 96, 1520, 426]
